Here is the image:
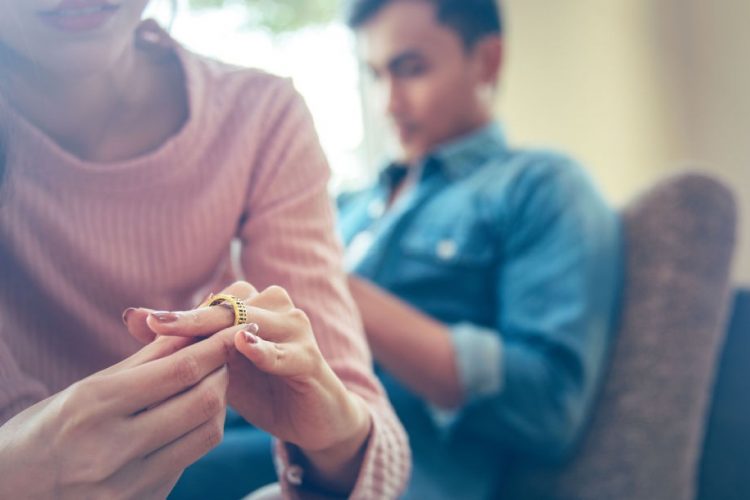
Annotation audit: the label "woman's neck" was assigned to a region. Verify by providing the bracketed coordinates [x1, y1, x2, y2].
[0, 34, 187, 163]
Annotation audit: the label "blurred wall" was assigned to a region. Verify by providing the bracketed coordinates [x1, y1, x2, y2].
[500, 0, 749, 285]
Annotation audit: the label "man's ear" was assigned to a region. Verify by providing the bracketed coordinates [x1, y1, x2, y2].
[474, 35, 503, 86]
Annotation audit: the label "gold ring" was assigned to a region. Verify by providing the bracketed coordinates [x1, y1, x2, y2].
[203, 294, 248, 326]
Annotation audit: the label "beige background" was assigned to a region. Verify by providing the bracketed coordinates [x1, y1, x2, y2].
[500, 0, 749, 285]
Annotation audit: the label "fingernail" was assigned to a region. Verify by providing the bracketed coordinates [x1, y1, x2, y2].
[150, 311, 179, 323]
[122, 307, 137, 325]
[243, 330, 258, 344]
[247, 323, 260, 335]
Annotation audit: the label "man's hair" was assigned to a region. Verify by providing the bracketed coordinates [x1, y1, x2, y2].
[345, 0, 503, 48]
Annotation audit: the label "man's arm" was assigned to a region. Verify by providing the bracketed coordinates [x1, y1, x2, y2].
[348, 275, 464, 409]
[466, 163, 621, 460]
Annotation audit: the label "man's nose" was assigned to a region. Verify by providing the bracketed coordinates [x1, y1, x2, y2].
[383, 78, 404, 117]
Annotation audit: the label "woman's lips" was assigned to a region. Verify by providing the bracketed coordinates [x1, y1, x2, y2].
[38, 2, 121, 33]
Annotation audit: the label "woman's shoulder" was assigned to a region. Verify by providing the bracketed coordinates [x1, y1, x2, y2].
[180, 48, 301, 117]
[134, 21, 304, 135]
[175, 50, 322, 153]
[195, 52, 289, 94]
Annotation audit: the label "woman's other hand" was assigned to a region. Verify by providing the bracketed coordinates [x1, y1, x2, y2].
[0, 333, 234, 499]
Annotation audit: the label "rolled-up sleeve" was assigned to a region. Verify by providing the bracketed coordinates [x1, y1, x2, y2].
[450, 323, 504, 402]
[427, 323, 504, 435]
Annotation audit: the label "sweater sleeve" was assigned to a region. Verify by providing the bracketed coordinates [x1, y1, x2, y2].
[237, 79, 410, 499]
[0, 331, 49, 426]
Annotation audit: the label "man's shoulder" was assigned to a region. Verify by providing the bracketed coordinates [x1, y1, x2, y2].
[493, 147, 586, 183]
[457, 144, 616, 241]
[469, 146, 594, 203]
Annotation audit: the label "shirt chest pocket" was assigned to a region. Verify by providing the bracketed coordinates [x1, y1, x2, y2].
[399, 217, 496, 268]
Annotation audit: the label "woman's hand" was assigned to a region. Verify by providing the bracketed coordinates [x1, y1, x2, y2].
[0, 332, 234, 500]
[124, 281, 373, 494]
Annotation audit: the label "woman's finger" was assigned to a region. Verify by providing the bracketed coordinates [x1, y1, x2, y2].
[148, 301, 303, 345]
[100, 335, 196, 375]
[146, 306, 233, 338]
[247, 285, 296, 313]
[221, 281, 260, 301]
[242, 305, 310, 343]
[126, 366, 228, 459]
[123, 307, 159, 344]
[108, 326, 241, 414]
[146, 282, 260, 337]
[233, 328, 312, 378]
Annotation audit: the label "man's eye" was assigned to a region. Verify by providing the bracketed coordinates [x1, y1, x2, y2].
[395, 61, 426, 77]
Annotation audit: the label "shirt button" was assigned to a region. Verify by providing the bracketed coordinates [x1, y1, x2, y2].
[436, 239, 458, 260]
[368, 199, 385, 218]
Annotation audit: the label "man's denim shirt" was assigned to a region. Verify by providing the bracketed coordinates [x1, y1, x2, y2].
[338, 122, 622, 488]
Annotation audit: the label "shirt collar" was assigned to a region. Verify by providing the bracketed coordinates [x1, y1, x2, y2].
[431, 121, 508, 180]
[378, 121, 508, 188]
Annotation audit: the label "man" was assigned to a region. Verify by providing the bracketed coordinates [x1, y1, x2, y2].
[339, 0, 622, 498]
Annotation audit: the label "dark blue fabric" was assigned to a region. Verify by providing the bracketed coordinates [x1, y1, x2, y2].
[699, 289, 750, 500]
[169, 409, 276, 500]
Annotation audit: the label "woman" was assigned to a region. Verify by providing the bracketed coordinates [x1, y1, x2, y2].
[0, 1, 408, 498]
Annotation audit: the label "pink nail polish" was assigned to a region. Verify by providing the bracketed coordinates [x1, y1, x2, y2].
[121, 307, 137, 325]
[243, 331, 258, 344]
[150, 311, 179, 323]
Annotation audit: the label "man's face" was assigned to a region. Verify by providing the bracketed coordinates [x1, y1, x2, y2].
[358, 0, 497, 163]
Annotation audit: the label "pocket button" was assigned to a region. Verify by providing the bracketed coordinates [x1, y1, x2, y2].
[436, 239, 458, 261]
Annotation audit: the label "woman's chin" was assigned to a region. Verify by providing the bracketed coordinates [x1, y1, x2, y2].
[30, 42, 132, 79]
